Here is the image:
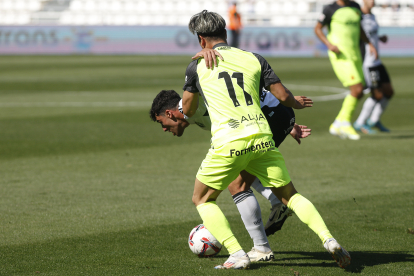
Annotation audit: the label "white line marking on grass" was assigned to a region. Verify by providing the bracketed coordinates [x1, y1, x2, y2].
[0, 102, 153, 107]
[0, 85, 349, 107]
[284, 83, 349, 102]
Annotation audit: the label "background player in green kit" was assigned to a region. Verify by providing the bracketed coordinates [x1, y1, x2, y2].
[182, 10, 350, 270]
[314, 0, 378, 140]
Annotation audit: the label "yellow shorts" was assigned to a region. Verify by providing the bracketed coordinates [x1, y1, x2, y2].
[196, 134, 291, 191]
[329, 51, 364, 87]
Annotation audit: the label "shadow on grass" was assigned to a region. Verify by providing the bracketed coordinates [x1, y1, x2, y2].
[361, 130, 414, 140]
[1, 221, 413, 274]
[364, 134, 414, 140]
[246, 251, 414, 273]
[345, 251, 414, 273]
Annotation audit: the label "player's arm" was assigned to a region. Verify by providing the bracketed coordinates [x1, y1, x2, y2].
[314, 6, 340, 54]
[254, 53, 312, 109]
[182, 60, 200, 118]
[360, 23, 378, 59]
[182, 91, 199, 118]
[268, 82, 313, 109]
[314, 22, 340, 54]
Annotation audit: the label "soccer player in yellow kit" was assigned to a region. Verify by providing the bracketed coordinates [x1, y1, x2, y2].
[182, 10, 351, 270]
[315, 0, 378, 140]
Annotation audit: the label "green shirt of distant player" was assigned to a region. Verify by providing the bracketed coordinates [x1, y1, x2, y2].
[183, 44, 276, 147]
[321, 2, 362, 61]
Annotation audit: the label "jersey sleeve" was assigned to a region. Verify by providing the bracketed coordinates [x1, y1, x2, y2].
[360, 16, 372, 44]
[351, 1, 362, 12]
[318, 5, 333, 26]
[253, 53, 280, 88]
[182, 59, 199, 93]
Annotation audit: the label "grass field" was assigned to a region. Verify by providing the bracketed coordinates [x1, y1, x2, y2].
[0, 55, 413, 276]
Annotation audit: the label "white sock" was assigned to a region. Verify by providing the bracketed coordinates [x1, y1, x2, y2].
[355, 96, 377, 125]
[251, 178, 281, 207]
[232, 189, 272, 253]
[369, 97, 389, 124]
[231, 249, 247, 258]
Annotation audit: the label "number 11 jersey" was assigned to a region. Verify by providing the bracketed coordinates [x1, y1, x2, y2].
[183, 43, 280, 147]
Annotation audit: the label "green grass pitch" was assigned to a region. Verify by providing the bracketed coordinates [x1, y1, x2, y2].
[0, 55, 413, 275]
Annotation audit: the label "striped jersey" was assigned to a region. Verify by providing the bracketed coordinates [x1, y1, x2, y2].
[361, 13, 382, 67]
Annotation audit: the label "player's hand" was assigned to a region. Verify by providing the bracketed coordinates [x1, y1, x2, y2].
[192, 49, 224, 69]
[290, 124, 311, 145]
[380, 35, 388, 43]
[369, 43, 378, 59]
[293, 96, 313, 109]
[328, 44, 340, 54]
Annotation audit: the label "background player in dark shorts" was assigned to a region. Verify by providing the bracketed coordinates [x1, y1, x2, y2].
[354, 0, 395, 133]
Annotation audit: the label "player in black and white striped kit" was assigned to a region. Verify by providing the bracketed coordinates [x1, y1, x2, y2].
[354, 0, 395, 133]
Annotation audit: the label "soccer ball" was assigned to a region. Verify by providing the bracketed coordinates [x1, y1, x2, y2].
[188, 224, 222, 257]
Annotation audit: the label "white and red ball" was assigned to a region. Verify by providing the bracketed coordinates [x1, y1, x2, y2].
[188, 224, 222, 257]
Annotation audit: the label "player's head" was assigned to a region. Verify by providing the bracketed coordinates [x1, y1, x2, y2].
[149, 90, 190, 137]
[363, 0, 375, 9]
[188, 10, 227, 48]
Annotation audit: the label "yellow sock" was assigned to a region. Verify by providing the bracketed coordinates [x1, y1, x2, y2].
[336, 94, 359, 122]
[287, 194, 333, 244]
[197, 202, 242, 254]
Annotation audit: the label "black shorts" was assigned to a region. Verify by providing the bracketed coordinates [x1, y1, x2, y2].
[366, 64, 391, 89]
[261, 104, 295, 148]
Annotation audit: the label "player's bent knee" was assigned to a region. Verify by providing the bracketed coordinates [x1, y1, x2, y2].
[382, 83, 394, 98]
[192, 192, 217, 206]
[192, 194, 202, 206]
[350, 84, 364, 99]
[227, 174, 251, 196]
[192, 179, 223, 206]
[372, 89, 383, 101]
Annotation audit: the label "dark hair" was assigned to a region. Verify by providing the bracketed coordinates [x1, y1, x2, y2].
[149, 90, 181, 121]
[189, 10, 227, 42]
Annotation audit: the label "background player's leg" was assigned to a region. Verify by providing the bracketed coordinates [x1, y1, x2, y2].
[337, 83, 364, 121]
[354, 90, 379, 134]
[332, 83, 364, 140]
[368, 83, 394, 132]
[354, 95, 377, 132]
